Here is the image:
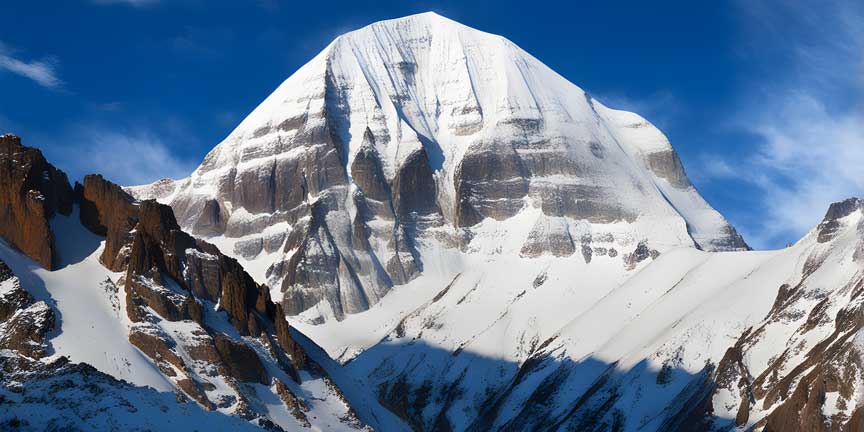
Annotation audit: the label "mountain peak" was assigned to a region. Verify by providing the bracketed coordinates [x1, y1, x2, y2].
[339, 11, 472, 35]
[134, 12, 748, 321]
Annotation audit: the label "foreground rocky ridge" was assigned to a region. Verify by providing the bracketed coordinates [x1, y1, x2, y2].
[0, 258, 263, 430]
[699, 199, 864, 431]
[0, 135, 406, 430]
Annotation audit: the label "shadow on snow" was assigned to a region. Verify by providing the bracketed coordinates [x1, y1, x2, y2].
[346, 338, 734, 432]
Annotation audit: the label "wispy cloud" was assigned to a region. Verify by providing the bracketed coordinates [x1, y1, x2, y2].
[44, 125, 197, 186]
[0, 43, 62, 89]
[703, 0, 864, 249]
[709, 96, 864, 248]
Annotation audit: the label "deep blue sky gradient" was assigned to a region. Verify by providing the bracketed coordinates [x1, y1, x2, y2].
[1, 0, 861, 249]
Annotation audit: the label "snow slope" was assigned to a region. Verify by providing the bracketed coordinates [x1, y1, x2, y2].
[0, 351, 263, 432]
[300, 204, 860, 430]
[0, 208, 171, 390]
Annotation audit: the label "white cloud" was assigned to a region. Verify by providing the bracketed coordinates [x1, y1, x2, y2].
[730, 96, 863, 248]
[47, 126, 196, 186]
[704, 0, 864, 249]
[0, 44, 62, 89]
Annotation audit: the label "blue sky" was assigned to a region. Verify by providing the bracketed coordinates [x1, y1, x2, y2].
[1, 0, 861, 249]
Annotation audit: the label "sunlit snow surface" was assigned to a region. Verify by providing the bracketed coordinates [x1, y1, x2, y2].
[0, 208, 172, 390]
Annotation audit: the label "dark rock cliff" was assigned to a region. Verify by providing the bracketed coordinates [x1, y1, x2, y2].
[0, 134, 74, 269]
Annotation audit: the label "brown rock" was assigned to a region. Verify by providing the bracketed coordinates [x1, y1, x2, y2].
[77, 174, 139, 271]
[128, 328, 186, 373]
[274, 378, 311, 427]
[0, 134, 74, 269]
[274, 304, 307, 371]
[0, 280, 55, 358]
[817, 198, 863, 243]
[624, 241, 659, 270]
[176, 378, 214, 409]
[213, 334, 268, 384]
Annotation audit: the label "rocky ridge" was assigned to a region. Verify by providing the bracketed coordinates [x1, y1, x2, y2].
[0, 135, 406, 430]
[0, 257, 265, 431]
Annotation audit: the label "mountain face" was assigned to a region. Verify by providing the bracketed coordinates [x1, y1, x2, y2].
[2, 12, 863, 432]
[128, 12, 746, 322]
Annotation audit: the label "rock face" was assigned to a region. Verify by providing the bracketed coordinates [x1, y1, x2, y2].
[80, 175, 272, 334]
[816, 198, 862, 243]
[71, 173, 397, 429]
[0, 258, 54, 358]
[77, 174, 139, 271]
[129, 12, 748, 323]
[81, 176, 286, 349]
[0, 134, 74, 269]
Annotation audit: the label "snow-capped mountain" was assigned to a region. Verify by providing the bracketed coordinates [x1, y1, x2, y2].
[2, 12, 862, 432]
[129, 12, 746, 323]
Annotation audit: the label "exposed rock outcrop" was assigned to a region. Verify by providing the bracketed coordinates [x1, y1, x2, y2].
[213, 333, 268, 384]
[624, 240, 660, 270]
[76, 174, 329, 419]
[817, 198, 862, 243]
[0, 259, 54, 358]
[0, 134, 74, 269]
[664, 207, 864, 431]
[520, 215, 576, 258]
[77, 174, 141, 271]
[80, 175, 274, 335]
